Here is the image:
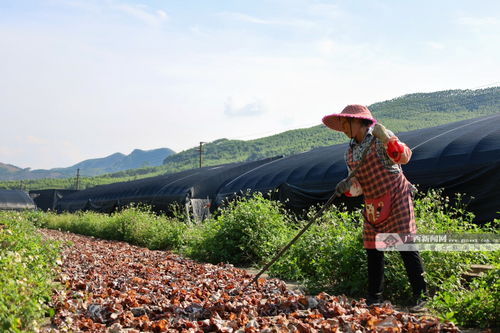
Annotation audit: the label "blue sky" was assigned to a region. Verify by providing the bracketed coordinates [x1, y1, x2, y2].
[1, 0, 499, 169]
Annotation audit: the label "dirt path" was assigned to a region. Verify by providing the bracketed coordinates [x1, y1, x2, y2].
[40, 229, 460, 332]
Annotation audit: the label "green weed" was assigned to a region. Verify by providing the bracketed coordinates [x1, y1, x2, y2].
[0, 211, 61, 332]
[188, 192, 292, 266]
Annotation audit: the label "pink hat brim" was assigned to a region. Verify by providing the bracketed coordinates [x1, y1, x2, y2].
[322, 113, 377, 132]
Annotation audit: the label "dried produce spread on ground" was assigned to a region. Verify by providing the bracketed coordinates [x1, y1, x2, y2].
[39, 229, 459, 332]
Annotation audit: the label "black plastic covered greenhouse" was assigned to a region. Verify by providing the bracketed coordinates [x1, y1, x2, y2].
[56, 156, 283, 221]
[56, 113, 500, 223]
[0, 189, 36, 210]
[216, 113, 500, 223]
[29, 189, 78, 211]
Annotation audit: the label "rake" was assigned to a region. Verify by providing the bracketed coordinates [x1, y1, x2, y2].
[241, 137, 376, 292]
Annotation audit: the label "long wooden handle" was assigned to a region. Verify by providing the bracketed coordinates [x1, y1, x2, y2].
[242, 137, 376, 291]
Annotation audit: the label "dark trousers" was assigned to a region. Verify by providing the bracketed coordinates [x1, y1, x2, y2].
[366, 249, 427, 301]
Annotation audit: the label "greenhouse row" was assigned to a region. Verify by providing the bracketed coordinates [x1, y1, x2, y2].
[3, 114, 499, 223]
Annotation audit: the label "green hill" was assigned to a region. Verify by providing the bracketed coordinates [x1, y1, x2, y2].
[159, 87, 499, 168]
[1, 87, 498, 191]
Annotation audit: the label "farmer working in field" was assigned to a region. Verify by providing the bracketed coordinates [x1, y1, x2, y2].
[322, 105, 427, 312]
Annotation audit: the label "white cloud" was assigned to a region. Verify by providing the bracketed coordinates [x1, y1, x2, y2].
[111, 3, 169, 25]
[25, 136, 50, 145]
[457, 16, 499, 27]
[307, 3, 343, 20]
[156, 10, 168, 20]
[224, 97, 267, 117]
[317, 39, 336, 55]
[53, 0, 169, 26]
[50, 0, 102, 13]
[0, 146, 15, 159]
[218, 12, 316, 29]
[189, 25, 202, 35]
[425, 41, 445, 50]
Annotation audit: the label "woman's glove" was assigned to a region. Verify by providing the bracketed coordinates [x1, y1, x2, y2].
[335, 178, 352, 195]
[372, 123, 391, 144]
[386, 137, 405, 163]
[373, 123, 412, 164]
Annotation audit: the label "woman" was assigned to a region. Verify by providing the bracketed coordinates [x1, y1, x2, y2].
[322, 104, 427, 312]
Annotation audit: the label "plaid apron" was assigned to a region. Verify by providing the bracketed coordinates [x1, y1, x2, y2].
[347, 141, 416, 249]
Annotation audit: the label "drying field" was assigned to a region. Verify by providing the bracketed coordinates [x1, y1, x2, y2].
[40, 229, 459, 332]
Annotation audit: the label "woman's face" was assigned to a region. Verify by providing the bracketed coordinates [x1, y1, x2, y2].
[340, 117, 362, 138]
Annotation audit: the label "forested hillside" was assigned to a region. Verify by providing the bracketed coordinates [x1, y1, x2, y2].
[1, 87, 498, 190]
[160, 87, 499, 168]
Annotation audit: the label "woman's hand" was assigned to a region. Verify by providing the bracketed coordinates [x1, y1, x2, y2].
[373, 123, 412, 164]
[335, 178, 352, 195]
[372, 123, 391, 144]
[386, 137, 405, 162]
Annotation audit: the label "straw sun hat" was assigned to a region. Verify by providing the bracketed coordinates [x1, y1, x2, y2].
[322, 104, 377, 132]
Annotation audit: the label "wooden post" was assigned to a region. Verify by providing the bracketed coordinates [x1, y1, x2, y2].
[199, 142, 206, 168]
[75, 168, 80, 190]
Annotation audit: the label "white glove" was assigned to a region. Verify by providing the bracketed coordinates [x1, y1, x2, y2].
[372, 123, 391, 144]
[335, 178, 352, 195]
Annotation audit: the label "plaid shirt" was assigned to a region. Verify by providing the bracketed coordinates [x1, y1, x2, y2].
[346, 135, 416, 249]
[345, 129, 402, 174]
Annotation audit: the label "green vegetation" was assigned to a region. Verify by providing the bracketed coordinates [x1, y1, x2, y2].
[0, 211, 61, 332]
[270, 190, 499, 308]
[186, 193, 292, 265]
[33, 205, 188, 251]
[25, 190, 499, 328]
[429, 268, 499, 328]
[1, 87, 499, 190]
[268, 207, 367, 295]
